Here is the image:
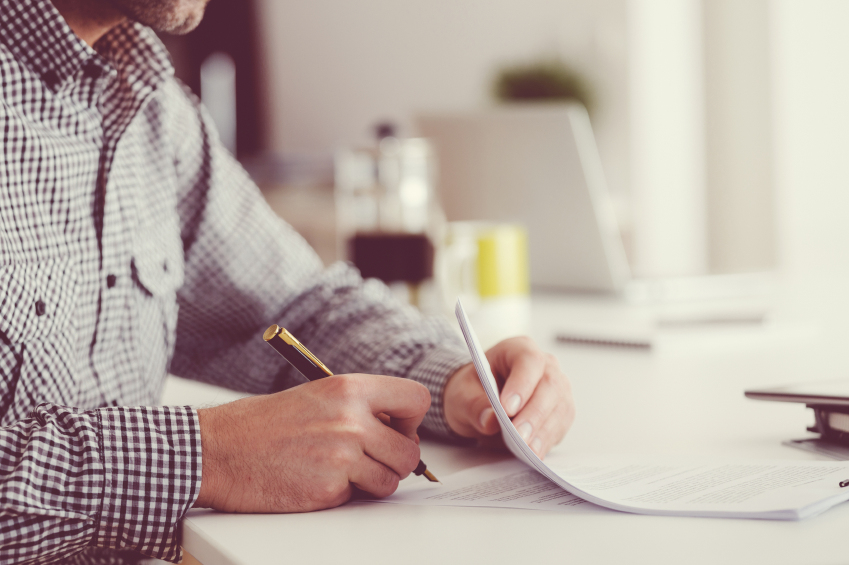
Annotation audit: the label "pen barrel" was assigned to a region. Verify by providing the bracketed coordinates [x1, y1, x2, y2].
[265, 335, 331, 382]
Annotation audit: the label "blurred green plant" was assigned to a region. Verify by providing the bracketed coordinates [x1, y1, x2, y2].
[493, 59, 593, 112]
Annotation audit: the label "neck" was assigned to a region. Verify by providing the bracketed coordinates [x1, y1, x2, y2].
[50, 0, 126, 46]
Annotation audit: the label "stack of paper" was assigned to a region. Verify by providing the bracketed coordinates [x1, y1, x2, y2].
[368, 301, 849, 521]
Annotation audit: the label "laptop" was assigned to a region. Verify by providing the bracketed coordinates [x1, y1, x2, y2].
[418, 105, 774, 308]
[417, 104, 630, 293]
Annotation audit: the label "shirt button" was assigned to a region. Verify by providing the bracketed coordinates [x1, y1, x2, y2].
[106, 274, 117, 288]
[83, 61, 102, 79]
[35, 300, 46, 316]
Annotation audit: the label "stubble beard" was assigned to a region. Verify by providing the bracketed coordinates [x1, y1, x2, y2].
[108, 0, 210, 35]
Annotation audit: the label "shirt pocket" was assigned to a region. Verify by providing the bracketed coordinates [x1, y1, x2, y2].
[131, 219, 185, 299]
[0, 256, 78, 344]
[130, 218, 184, 361]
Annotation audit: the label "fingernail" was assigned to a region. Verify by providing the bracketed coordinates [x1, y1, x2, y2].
[506, 394, 521, 415]
[517, 422, 533, 442]
[531, 437, 543, 455]
[479, 408, 494, 429]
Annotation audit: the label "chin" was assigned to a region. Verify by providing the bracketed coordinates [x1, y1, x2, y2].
[113, 0, 211, 35]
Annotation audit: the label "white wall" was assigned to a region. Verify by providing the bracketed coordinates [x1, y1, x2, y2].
[255, 0, 787, 279]
[628, 0, 707, 277]
[703, 0, 775, 274]
[771, 0, 849, 326]
[256, 0, 631, 205]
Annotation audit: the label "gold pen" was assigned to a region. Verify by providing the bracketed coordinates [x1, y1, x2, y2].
[263, 324, 439, 483]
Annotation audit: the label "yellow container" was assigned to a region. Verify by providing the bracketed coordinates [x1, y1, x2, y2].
[476, 225, 530, 298]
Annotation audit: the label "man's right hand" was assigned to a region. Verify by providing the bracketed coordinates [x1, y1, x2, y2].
[194, 374, 430, 512]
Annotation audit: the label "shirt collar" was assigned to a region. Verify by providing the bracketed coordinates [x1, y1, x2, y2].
[97, 22, 175, 100]
[0, 0, 173, 93]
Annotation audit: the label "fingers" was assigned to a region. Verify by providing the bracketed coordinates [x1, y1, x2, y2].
[511, 385, 557, 455]
[361, 416, 422, 479]
[512, 365, 575, 459]
[492, 338, 548, 418]
[327, 375, 425, 479]
[352, 415, 423, 497]
[483, 337, 575, 458]
[527, 403, 572, 458]
[359, 375, 431, 439]
[349, 455, 400, 499]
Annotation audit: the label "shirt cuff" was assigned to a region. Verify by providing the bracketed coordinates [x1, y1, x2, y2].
[406, 346, 472, 437]
[92, 406, 202, 563]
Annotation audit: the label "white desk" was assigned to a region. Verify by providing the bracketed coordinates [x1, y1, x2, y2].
[169, 295, 849, 565]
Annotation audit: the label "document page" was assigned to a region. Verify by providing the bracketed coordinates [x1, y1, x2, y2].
[452, 299, 849, 520]
[378, 460, 595, 513]
[545, 453, 849, 519]
[374, 456, 849, 520]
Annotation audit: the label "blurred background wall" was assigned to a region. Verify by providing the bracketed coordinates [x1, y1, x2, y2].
[704, 0, 774, 276]
[770, 0, 849, 336]
[163, 0, 849, 306]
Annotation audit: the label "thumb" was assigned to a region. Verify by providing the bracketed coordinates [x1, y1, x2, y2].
[467, 391, 501, 437]
[445, 364, 502, 439]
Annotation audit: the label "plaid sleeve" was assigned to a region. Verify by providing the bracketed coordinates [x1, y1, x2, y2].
[405, 347, 472, 437]
[164, 80, 471, 436]
[0, 403, 202, 564]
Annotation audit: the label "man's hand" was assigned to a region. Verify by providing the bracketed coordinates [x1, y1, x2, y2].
[194, 374, 430, 512]
[443, 336, 575, 458]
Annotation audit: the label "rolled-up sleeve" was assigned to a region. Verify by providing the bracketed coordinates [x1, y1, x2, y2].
[0, 404, 202, 563]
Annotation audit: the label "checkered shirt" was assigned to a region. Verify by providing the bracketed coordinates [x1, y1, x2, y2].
[0, 1, 470, 563]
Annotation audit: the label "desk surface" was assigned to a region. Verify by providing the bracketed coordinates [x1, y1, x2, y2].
[170, 295, 849, 565]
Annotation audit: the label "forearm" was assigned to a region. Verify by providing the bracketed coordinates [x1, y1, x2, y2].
[271, 264, 470, 435]
[173, 260, 470, 435]
[0, 403, 201, 563]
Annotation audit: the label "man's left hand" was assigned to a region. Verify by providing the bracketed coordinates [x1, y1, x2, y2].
[443, 336, 575, 458]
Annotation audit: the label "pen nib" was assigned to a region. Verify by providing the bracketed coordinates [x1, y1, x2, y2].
[423, 469, 440, 483]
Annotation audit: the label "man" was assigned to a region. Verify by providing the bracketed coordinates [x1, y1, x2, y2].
[0, 0, 575, 563]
